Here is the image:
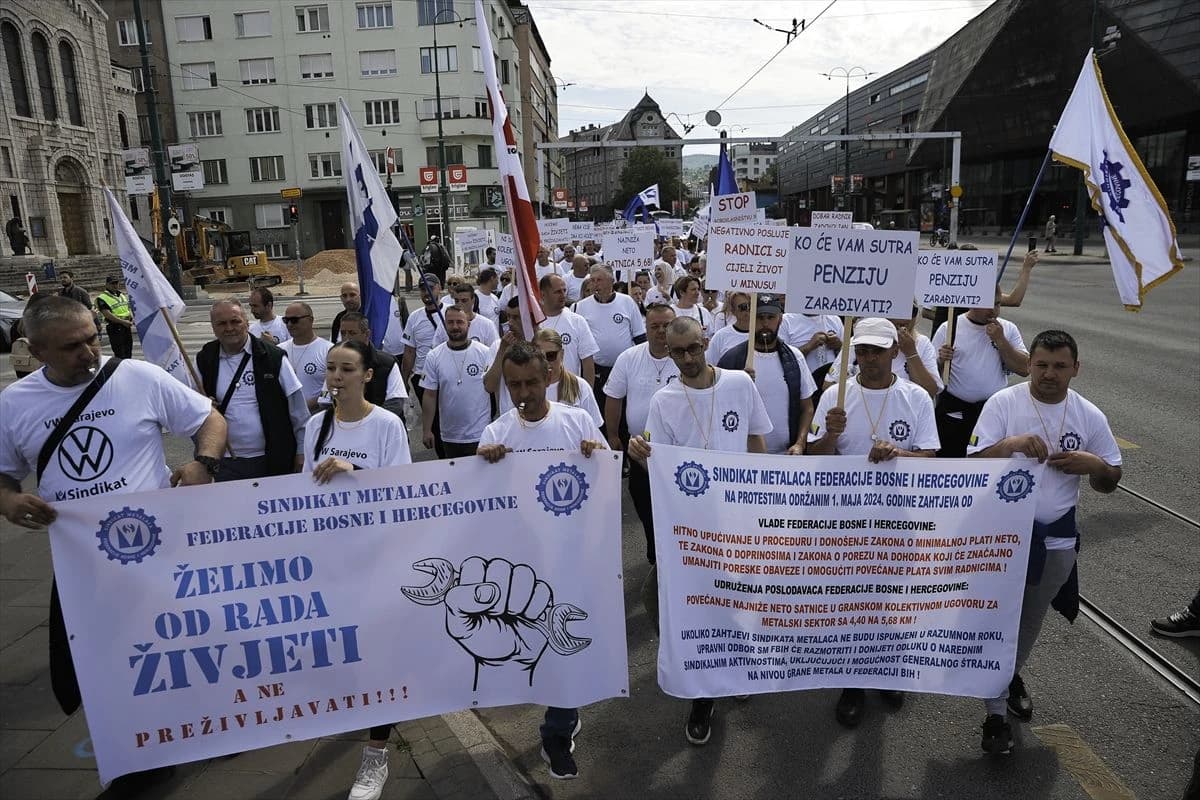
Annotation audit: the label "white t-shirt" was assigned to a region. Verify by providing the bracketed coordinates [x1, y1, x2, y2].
[932, 317, 1027, 403]
[671, 304, 714, 335]
[808, 376, 940, 456]
[536, 261, 564, 280]
[475, 289, 501, 329]
[752, 347, 817, 454]
[195, 338, 304, 458]
[281, 337, 333, 403]
[302, 406, 411, 473]
[381, 297, 409, 355]
[496, 376, 603, 426]
[573, 293, 646, 367]
[250, 316, 290, 343]
[431, 314, 499, 349]
[540, 309, 600, 375]
[564, 272, 589, 303]
[780, 314, 844, 373]
[0, 358, 211, 502]
[419, 342, 493, 443]
[645, 286, 672, 306]
[706, 324, 749, 365]
[825, 334, 943, 394]
[400, 310, 442, 375]
[605, 343, 680, 437]
[968, 384, 1121, 532]
[479, 402, 604, 453]
[645, 368, 772, 450]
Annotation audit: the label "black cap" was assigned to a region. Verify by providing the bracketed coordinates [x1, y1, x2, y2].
[105, 275, 119, 284]
[756, 294, 783, 314]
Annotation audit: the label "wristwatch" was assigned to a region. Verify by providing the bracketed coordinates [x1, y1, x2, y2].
[194, 455, 221, 477]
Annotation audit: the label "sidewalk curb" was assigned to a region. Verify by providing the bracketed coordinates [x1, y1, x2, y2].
[441, 710, 539, 800]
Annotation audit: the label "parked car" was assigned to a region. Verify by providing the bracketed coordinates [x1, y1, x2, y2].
[0, 290, 24, 353]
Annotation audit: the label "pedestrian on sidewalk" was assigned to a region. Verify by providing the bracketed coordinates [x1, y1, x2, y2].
[1044, 214, 1057, 252]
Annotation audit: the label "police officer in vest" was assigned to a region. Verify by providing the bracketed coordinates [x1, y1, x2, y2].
[95, 276, 134, 359]
[196, 299, 308, 481]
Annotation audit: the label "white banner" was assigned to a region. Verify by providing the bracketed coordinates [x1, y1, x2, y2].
[50, 454, 627, 784]
[691, 216, 710, 239]
[571, 221, 595, 241]
[495, 233, 516, 267]
[811, 211, 853, 229]
[704, 221, 791, 293]
[710, 192, 758, 224]
[649, 446, 1040, 699]
[786, 226, 919, 318]
[453, 228, 492, 255]
[601, 228, 655, 283]
[657, 218, 685, 239]
[915, 250, 997, 309]
[537, 217, 573, 244]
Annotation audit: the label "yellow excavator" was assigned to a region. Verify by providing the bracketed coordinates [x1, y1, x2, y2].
[175, 216, 282, 289]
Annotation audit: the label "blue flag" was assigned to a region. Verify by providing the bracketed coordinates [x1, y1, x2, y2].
[715, 144, 738, 196]
[338, 98, 402, 347]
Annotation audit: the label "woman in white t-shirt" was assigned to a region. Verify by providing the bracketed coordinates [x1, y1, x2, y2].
[495, 329, 603, 426]
[644, 262, 675, 306]
[671, 276, 713, 334]
[301, 338, 412, 797]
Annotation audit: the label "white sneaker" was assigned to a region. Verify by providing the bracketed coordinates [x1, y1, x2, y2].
[347, 745, 389, 800]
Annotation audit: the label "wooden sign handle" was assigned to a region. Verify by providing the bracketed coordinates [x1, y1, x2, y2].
[744, 294, 758, 372]
[941, 306, 956, 383]
[836, 315, 854, 408]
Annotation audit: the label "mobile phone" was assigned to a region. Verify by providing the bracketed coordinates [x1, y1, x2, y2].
[1027, 235, 1037, 252]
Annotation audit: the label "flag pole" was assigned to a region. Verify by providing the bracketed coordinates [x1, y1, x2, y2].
[997, 149, 1053, 283]
[744, 294, 758, 372]
[161, 309, 203, 390]
[835, 316, 855, 408]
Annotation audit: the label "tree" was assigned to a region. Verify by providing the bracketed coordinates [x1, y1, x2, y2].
[616, 148, 688, 212]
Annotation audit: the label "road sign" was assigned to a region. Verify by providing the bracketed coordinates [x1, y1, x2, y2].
[166, 217, 181, 237]
[281, 187, 303, 200]
[553, 188, 568, 209]
[949, 184, 964, 198]
[386, 147, 397, 176]
[448, 165, 468, 193]
[419, 167, 438, 194]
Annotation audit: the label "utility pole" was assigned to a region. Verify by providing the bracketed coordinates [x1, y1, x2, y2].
[1073, 0, 1101, 255]
[821, 66, 875, 218]
[133, 0, 182, 293]
[431, 13, 453, 255]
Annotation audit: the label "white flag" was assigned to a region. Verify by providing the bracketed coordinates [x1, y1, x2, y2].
[1048, 49, 1184, 310]
[102, 188, 193, 388]
[637, 184, 661, 208]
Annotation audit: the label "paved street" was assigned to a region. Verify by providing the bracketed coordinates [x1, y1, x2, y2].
[1, 240, 1197, 799]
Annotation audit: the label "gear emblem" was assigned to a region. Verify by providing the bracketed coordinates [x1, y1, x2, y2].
[95, 506, 162, 564]
[535, 463, 589, 516]
[996, 469, 1036, 503]
[1099, 151, 1132, 224]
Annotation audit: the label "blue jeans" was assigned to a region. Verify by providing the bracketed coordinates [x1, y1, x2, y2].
[539, 707, 578, 745]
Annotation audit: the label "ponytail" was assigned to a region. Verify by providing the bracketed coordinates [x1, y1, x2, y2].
[312, 407, 335, 463]
[558, 369, 580, 405]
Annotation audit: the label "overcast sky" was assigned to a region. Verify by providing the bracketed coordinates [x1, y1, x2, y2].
[525, 0, 996, 153]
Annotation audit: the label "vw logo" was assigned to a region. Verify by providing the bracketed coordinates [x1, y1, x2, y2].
[58, 426, 114, 482]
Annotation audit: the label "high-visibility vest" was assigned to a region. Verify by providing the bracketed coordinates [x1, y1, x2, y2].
[96, 291, 132, 321]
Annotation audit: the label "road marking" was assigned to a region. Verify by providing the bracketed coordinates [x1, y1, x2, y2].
[1114, 436, 1140, 450]
[1033, 724, 1135, 800]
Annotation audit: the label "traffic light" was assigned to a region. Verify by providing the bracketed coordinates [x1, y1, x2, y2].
[288, 203, 299, 224]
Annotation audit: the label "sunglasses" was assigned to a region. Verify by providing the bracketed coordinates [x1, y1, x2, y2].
[734, 303, 751, 312]
[542, 350, 560, 361]
[282, 315, 312, 324]
[668, 343, 705, 359]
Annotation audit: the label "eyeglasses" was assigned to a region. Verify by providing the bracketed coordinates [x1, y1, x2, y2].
[734, 303, 751, 312]
[542, 350, 560, 361]
[668, 343, 705, 359]
[282, 315, 312, 324]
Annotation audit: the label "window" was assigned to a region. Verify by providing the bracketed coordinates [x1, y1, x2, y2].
[823, 142, 836, 151]
[246, 107, 281, 133]
[58, 42, 83, 126]
[255, 203, 288, 228]
[117, 113, 129, 148]
[417, 0, 454, 26]
[181, 62, 217, 90]
[198, 207, 231, 224]
[357, 2, 393, 29]
[117, 19, 150, 46]
[201, 159, 228, 184]
[30, 32, 57, 121]
[899, 110, 919, 134]
[131, 66, 147, 92]
[138, 114, 152, 144]
[359, 49, 397, 77]
[369, 149, 400, 174]
[472, 47, 483, 72]
[419, 46, 457, 74]
[2, 22, 32, 117]
[299, 53, 333, 80]
[420, 97, 460, 119]
[239, 58, 276, 85]
[235, 11, 271, 38]
[249, 155, 285, 182]
[364, 99, 401, 126]
[869, 92, 881, 104]
[266, 242, 290, 259]
[809, 124, 819, 134]
[309, 152, 342, 178]
[305, 102, 336, 129]
[175, 15, 212, 41]
[500, 59, 509, 85]
[130, 197, 140, 221]
[187, 110, 222, 137]
[426, 145, 462, 168]
[477, 144, 492, 169]
[295, 5, 329, 33]
[889, 72, 928, 96]
[828, 113, 839, 123]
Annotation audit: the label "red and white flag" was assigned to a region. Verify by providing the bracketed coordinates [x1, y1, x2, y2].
[475, 0, 544, 333]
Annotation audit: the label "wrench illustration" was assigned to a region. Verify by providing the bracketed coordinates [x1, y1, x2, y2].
[401, 557, 592, 656]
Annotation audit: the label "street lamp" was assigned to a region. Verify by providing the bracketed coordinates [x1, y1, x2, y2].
[431, 8, 474, 255]
[666, 112, 694, 217]
[819, 66, 875, 214]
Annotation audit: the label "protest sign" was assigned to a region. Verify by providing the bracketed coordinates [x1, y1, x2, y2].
[537, 218, 573, 244]
[916, 250, 997, 309]
[704, 221, 791, 293]
[453, 228, 492, 256]
[571, 221, 595, 241]
[691, 216, 709, 239]
[811, 211, 853, 229]
[649, 445, 1040, 700]
[602, 228, 655, 283]
[49, 453, 627, 784]
[786, 226, 920, 317]
[710, 192, 758, 224]
[657, 218, 685, 239]
[495, 233, 516, 267]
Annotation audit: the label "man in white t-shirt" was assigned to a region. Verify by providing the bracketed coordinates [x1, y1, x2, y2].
[716, 295, 815, 455]
[653, 245, 686, 281]
[603, 304, 678, 563]
[477, 341, 605, 782]
[281, 301, 333, 413]
[780, 313, 843, 392]
[432, 283, 499, 349]
[563, 255, 592, 303]
[933, 287, 1029, 457]
[807, 317, 939, 730]
[476, 268, 501, 329]
[556, 244, 577, 275]
[573, 266, 646, 426]
[822, 307, 941, 401]
[967, 329, 1121, 755]
[535, 244, 562, 280]
[0, 296, 226, 754]
[539, 274, 598, 385]
[420, 307, 493, 458]
[401, 276, 445, 452]
[628, 316, 771, 749]
[248, 287, 290, 344]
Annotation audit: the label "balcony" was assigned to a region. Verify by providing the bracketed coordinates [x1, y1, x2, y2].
[416, 100, 494, 139]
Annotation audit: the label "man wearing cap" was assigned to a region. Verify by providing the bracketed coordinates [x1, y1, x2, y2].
[717, 295, 816, 455]
[400, 276, 445, 454]
[95, 276, 134, 359]
[933, 288, 1029, 457]
[823, 305, 941, 401]
[808, 317, 940, 728]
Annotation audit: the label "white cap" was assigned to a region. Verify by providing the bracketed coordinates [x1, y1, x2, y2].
[851, 317, 898, 348]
